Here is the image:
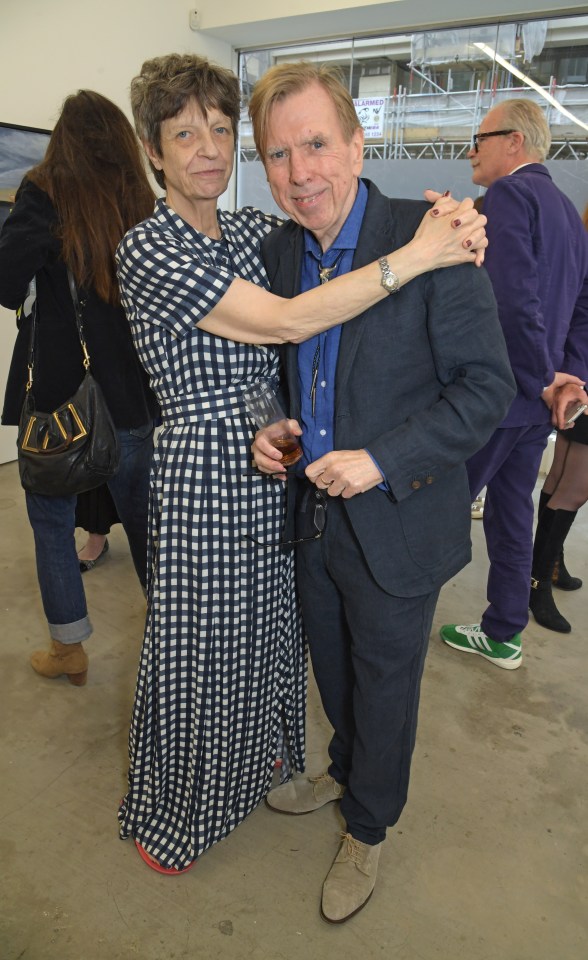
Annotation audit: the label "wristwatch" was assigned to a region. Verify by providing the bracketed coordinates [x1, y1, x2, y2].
[378, 256, 400, 294]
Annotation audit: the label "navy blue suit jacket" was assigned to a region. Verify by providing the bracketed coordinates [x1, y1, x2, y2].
[262, 180, 516, 597]
[482, 163, 588, 427]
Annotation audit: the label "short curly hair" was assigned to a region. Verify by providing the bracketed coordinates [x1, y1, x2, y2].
[130, 53, 241, 188]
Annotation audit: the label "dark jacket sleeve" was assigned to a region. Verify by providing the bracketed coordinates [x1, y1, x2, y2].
[0, 178, 61, 311]
[368, 261, 516, 503]
[1, 179, 158, 429]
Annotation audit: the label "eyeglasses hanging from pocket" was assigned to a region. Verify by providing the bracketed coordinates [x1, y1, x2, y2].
[242, 487, 327, 548]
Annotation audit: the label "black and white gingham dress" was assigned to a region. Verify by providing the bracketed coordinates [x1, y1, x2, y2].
[115, 201, 306, 869]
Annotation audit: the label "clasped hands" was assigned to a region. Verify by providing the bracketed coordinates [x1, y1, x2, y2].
[251, 421, 383, 499]
[423, 190, 487, 267]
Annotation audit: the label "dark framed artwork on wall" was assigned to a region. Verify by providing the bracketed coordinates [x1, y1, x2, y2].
[0, 122, 51, 464]
[0, 121, 51, 213]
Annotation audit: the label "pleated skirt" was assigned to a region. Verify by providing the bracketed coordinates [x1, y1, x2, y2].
[119, 416, 306, 869]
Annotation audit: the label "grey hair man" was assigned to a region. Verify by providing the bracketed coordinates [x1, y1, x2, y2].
[440, 98, 588, 662]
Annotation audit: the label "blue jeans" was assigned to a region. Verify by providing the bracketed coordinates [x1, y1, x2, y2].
[25, 422, 154, 644]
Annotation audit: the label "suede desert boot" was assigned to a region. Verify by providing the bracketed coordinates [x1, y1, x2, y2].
[321, 833, 383, 923]
[265, 773, 345, 815]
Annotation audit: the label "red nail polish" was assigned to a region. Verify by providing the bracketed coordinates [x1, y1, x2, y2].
[465, 239, 472, 248]
[431, 208, 440, 216]
[453, 218, 461, 227]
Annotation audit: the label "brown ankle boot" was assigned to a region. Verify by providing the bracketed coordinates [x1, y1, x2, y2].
[30, 640, 89, 686]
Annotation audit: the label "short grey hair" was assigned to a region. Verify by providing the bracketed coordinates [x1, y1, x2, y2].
[499, 98, 551, 162]
[130, 53, 241, 188]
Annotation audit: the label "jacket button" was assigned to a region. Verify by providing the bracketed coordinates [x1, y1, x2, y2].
[411, 480, 421, 490]
[425, 475, 434, 484]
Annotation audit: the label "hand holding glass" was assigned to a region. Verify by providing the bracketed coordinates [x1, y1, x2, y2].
[243, 382, 302, 467]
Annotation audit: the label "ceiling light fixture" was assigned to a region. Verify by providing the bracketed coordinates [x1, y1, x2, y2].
[473, 41, 588, 133]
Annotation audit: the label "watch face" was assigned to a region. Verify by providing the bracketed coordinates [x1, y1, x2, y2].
[379, 257, 399, 293]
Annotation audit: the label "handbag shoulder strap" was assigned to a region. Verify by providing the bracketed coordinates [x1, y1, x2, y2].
[24, 279, 37, 394]
[66, 268, 91, 372]
[23, 269, 91, 394]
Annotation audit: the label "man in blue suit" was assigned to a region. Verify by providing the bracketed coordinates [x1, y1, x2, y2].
[441, 99, 588, 667]
[248, 63, 515, 924]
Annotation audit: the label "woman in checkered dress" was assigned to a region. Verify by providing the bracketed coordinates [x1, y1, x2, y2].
[116, 54, 488, 873]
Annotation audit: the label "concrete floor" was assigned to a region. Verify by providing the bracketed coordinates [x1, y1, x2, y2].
[0, 458, 586, 960]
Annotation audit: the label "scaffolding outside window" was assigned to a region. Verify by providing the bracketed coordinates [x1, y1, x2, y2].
[236, 15, 588, 216]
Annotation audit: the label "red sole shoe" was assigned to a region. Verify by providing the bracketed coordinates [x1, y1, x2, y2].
[134, 839, 196, 875]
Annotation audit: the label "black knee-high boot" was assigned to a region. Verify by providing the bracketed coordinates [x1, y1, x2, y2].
[530, 507, 577, 633]
[537, 490, 582, 590]
[537, 490, 551, 517]
[554, 543, 582, 590]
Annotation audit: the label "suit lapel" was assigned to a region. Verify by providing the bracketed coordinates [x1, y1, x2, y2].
[272, 230, 304, 418]
[336, 183, 395, 398]
[270, 184, 399, 415]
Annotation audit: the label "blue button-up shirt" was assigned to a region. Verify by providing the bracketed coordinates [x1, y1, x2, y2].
[298, 180, 368, 467]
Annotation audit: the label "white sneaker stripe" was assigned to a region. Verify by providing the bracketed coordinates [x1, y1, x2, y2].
[457, 626, 521, 659]
[458, 626, 491, 651]
[503, 645, 521, 659]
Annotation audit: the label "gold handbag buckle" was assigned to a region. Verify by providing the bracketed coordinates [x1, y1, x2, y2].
[53, 404, 87, 442]
[21, 415, 39, 452]
[20, 404, 87, 453]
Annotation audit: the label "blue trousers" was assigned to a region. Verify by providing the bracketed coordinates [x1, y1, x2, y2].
[296, 492, 439, 845]
[25, 421, 154, 644]
[466, 422, 551, 642]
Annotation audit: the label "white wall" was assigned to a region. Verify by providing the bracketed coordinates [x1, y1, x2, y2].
[0, 0, 233, 462]
[0, 0, 233, 129]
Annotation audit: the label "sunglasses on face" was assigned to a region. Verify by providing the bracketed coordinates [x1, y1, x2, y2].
[472, 129, 516, 152]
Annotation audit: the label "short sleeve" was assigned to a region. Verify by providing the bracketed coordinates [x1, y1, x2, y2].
[116, 222, 234, 341]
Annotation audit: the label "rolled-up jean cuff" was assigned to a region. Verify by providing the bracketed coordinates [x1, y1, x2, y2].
[49, 616, 93, 644]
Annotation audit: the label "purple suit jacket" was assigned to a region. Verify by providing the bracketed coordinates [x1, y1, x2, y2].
[482, 163, 588, 427]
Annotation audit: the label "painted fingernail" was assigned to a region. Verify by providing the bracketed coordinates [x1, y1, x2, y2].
[442, 190, 451, 197]
[452, 218, 461, 227]
[431, 208, 440, 216]
[465, 239, 472, 247]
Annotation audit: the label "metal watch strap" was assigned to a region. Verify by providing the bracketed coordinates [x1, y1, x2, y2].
[378, 256, 400, 295]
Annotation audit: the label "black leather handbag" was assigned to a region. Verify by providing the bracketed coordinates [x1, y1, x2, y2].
[17, 271, 120, 497]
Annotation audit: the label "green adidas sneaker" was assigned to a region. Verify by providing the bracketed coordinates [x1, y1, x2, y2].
[440, 623, 522, 670]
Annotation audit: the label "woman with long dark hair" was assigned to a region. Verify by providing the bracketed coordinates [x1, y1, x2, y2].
[0, 90, 159, 685]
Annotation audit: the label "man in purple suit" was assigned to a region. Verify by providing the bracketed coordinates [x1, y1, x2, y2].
[441, 98, 588, 669]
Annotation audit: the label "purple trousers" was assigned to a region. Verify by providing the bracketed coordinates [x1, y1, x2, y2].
[466, 423, 552, 642]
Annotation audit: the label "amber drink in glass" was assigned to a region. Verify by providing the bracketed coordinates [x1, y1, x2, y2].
[243, 382, 302, 467]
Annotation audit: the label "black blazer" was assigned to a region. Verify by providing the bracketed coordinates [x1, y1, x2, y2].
[262, 180, 516, 597]
[0, 179, 158, 429]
